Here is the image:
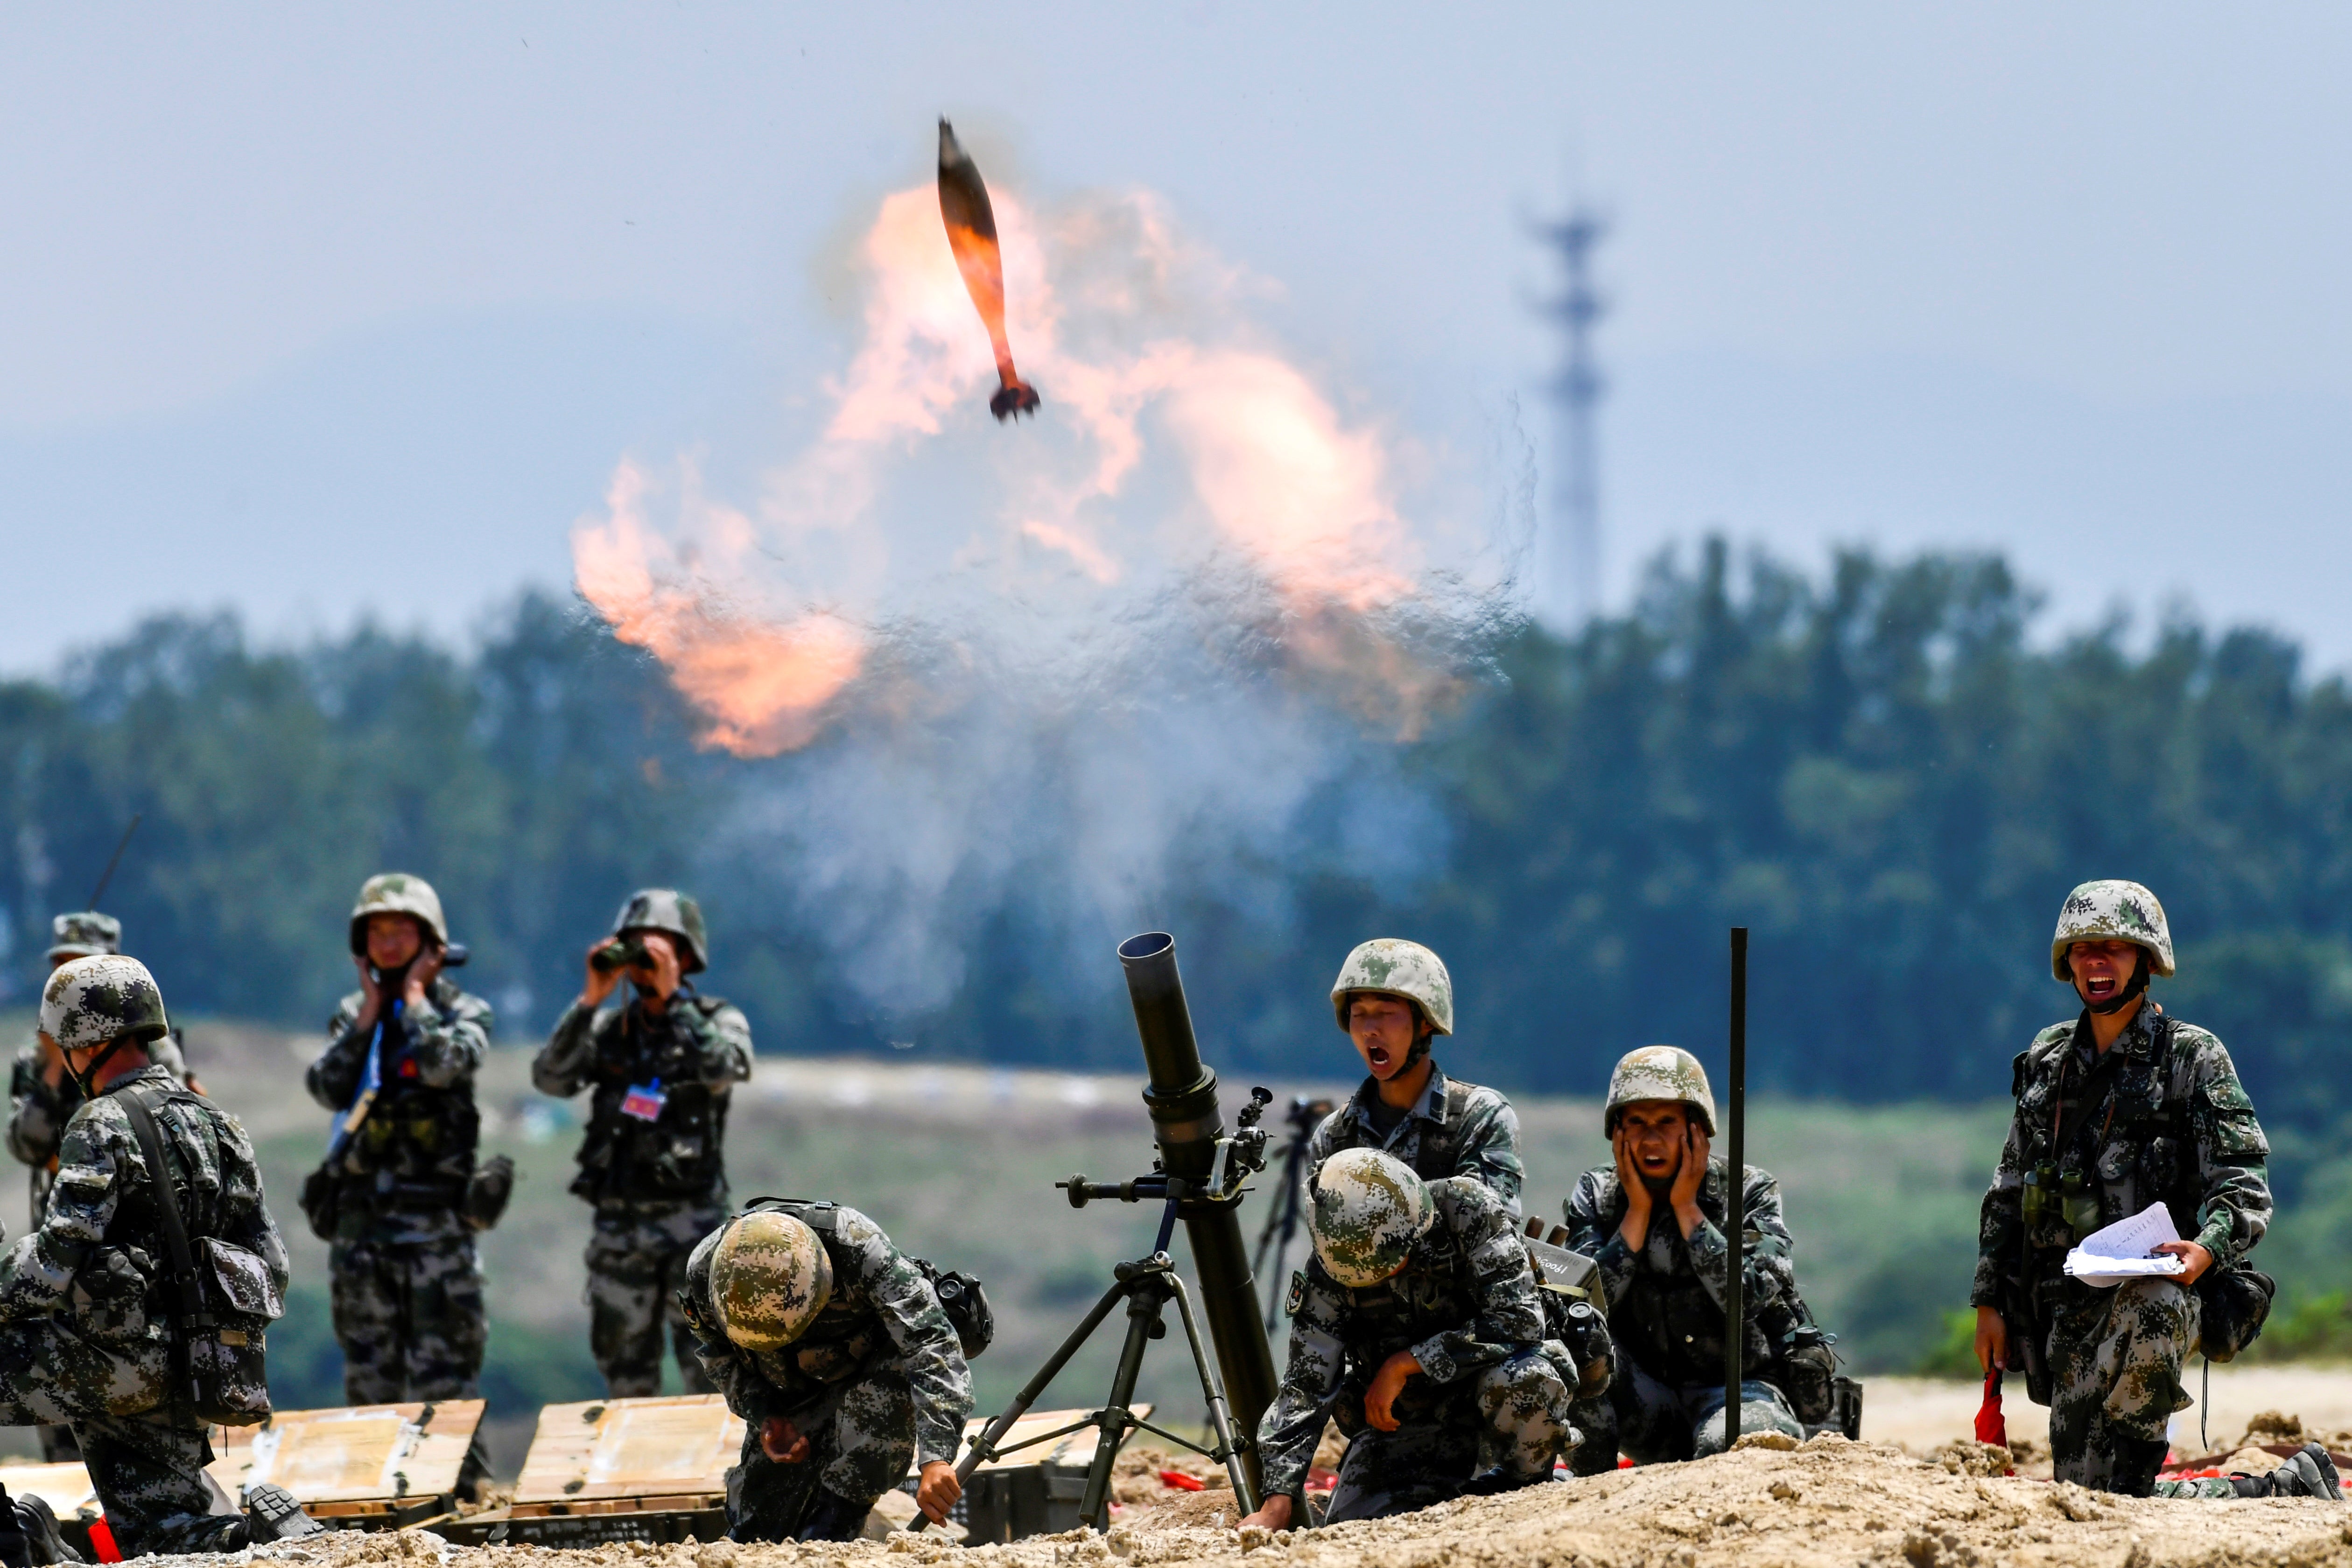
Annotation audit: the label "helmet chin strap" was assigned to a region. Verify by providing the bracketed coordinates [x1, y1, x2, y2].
[66, 1035, 134, 1101]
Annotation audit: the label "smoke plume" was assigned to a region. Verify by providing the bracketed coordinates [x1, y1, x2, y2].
[573, 175, 1524, 1022]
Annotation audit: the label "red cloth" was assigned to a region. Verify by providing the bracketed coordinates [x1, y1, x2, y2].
[1158, 1470, 1205, 1492]
[86, 1517, 121, 1564]
[1974, 1365, 2008, 1448]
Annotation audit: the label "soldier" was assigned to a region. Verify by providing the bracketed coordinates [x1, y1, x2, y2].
[681, 1202, 972, 1542]
[1560, 1047, 1831, 1468]
[534, 890, 752, 1397]
[0, 956, 318, 1554]
[1973, 881, 2293, 1497]
[305, 872, 495, 1403]
[1240, 1149, 1577, 1529]
[1307, 940, 1524, 1218]
[7, 911, 199, 1465]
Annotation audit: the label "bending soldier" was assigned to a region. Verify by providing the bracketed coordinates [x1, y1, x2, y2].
[1308, 940, 1524, 1217]
[304, 873, 496, 1403]
[6, 911, 197, 1465]
[681, 1202, 972, 1542]
[1242, 1149, 1577, 1530]
[0, 957, 316, 1555]
[1973, 882, 2311, 1497]
[534, 890, 752, 1396]
[1561, 1047, 1833, 1468]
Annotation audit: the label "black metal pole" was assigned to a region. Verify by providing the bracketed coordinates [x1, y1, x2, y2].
[1117, 932, 1277, 1489]
[1723, 926, 1748, 1448]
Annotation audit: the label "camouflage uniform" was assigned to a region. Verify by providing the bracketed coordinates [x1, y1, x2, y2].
[681, 1202, 973, 1541]
[307, 975, 494, 1401]
[1560, 1158, 1809, 1466]
[1259, 1176, 1577, 1521]
[1972, 1004, 2270, 1491]
[534, 991, 752, 1396]
[0, 1063, 287, 1556]
[1306, 1066, 1525, 1220]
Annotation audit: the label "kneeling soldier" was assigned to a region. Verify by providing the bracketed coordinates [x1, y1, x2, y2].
[1242, 1149, 1577, 1529]
[1562, 1047, 1833, 1466]
[0, 957, 316, 1554]
[682, 1202, 973, 1542]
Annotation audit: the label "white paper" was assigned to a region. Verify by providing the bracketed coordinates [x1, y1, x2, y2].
[2063, 1202, 2187, 1287]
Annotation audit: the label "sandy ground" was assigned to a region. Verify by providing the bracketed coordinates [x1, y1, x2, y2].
[1868, 1367, 2352, 1460]
[211, 1431, 2352, 1568]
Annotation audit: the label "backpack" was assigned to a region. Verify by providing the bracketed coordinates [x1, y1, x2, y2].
[741, 1198, 994, 1360]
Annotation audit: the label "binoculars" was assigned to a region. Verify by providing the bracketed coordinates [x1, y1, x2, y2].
[2022, 1161, 2102, 1239]
[590, 938, 650, 974]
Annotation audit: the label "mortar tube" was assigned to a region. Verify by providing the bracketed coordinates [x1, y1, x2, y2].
[1118, 932, 1277, 1490]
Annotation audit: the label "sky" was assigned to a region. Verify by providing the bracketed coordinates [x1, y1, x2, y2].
[5, 5, 2350, 672]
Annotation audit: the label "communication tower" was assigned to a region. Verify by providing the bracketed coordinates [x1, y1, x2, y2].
[1534, 208, 1608, 624]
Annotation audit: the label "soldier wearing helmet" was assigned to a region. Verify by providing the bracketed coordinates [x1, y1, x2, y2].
[681, 1201, 973, 1542]
[5, 910, 198, 1466]
[0, 956, 315, 1555]
[304, 873, 497, 1406]
[533, 889, 753, 1397]
[1239, 1148, 1579, 1530]
[1559, 1046, 1828, 1466]
[1307, 939, 1525, 1218]
[1972, 881, 2280, 1496]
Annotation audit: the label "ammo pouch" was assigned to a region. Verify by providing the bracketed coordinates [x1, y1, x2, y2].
[298, 1160, 341, 1242]
[2196, 1261, 2275, 1363]
[742, 1197, 994, 1360]
[463, 1155, 516, 1232]
[121, 1088, 281, 1426]
[1779, 1331, 1838, 1426]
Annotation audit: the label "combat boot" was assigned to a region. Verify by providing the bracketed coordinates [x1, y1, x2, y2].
[245, 1483, 326, 1541]
[8, 1497, 81, 1566]
[2269, 1443, 2345, 1500]
[0, 1485, 31, 1568]
[794, 1490, 872, 1542]
[2108, 1435, 2169, 1497]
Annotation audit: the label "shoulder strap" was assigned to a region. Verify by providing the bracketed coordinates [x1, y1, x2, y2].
[119, 1087, 213, 1330]
[1411, 1080, 1476, 1182]
[742, 1196, 838, 1233]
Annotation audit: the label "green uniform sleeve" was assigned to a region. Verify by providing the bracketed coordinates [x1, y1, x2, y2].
[1563, 1167, 1640, 1308]
[1256, 1263, 1348, 1498]
[401, 985, 492, 1089]
[1684, 1164, 1796, 1317]
[305, 994, 372, 1109]
[0, 1101, 122, 1319]
[2178, 1030, 2271, 1263]
[1408, 1180, 1545, 1384]
[673, 1000, 754, 1088]
[530, 1000, 611, 1097]
[835, 1208, 973, 1467]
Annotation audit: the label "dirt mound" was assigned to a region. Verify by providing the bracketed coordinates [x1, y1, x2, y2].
[220, 1432, 2352, 1568]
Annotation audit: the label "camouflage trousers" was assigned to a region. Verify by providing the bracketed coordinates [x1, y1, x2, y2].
[1324, 1348, 1576, 1523]
[726, 1368, 919, 1540]
[587, 1201, 722, 1398]
[2044, 1277, 2198, 1491]
[330, 1230, 487, 1402]
[0, 1317, 239, 1555]
[1586, 1356, 1804, 1469]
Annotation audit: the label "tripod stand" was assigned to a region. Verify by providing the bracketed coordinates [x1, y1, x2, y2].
[1249, 1097, 1331, 1334]
[937, 1088, 1275, 1533]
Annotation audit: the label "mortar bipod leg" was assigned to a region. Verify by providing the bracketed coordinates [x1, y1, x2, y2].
[1168, 1273, 1259, 1513]
[1078, 1268, 1168, 1530]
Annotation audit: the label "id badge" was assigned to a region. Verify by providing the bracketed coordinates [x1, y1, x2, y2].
[621, 1081, 668, 1122]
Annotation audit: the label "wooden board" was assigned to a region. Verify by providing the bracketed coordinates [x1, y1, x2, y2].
[205, 1400, 484, 1507]
[0, 1462, 98, 1521]
[514, 1394, 745, 1510]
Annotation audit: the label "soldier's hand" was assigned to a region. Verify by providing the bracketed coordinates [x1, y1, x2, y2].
[1670, 1122, 1711, 1240]
[352, 955, 387, 1028]
[914, 1461, 961, 1525]
[1613, 1127, 1651, 1251]
[1974, 1306, 2007, 1373]
[2153, 1239, 2214, 1285]
[760, 1416, 811, 1464]
[631, 931, 684, 1006]
[404, 942, 444, 1007]
[1238, 1494, 1294, 1532]
[582, 937, 625, 1009]
[1363, 1349, 1421, 1433]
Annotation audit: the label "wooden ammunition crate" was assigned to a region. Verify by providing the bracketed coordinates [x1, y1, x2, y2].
[204, 1399, 485, 1531]
[428, 1394, 741, 1548]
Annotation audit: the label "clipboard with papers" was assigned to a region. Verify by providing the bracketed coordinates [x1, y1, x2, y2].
[2062, 1202, 2189, 1287]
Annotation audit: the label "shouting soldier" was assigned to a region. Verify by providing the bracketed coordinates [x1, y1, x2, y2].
[534, 889, 752, 1396]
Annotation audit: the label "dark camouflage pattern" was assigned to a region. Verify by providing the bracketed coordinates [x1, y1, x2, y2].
[534, 989, 750, 1393]
[347, 872, 448, 950]
[329, 1231, 486, 1401]
[1581, 1359, 1804, 1467]
[2051, 879, 2174, 979]
[1307, 1066, 1524, 1217]
[308, 975, 494, 1244]
[2043, 1276, 2198, 1489]
[1306, 1149, 1436, 1288]
[1258, 1175, 1575, 1506]
[1562, 1157, 1799, 1392]
[11, 1029, 192, 1188]
[1603, 1045, 1719, 1136]
[682, 1203, 972, 1533]
[0, 1064, 286, 1555]
[1971, 1007, 2270, 1307]
[1330, 939, 1454, 1034]
[39, 956, 169, 1053]
[610, 888, 711, 974]
[44, 913, 120, 963]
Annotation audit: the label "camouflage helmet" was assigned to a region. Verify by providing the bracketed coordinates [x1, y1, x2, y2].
[2051, 880, 2175, 981]
[612, 888, 708, 974]
[1306, 1147, 1437, 1287]
[1330, 939, 1453, 1036]
[708, 1210, 832, 1350]
[1605, 1045, 1718, 1136]
[46, 911, 122, 963]
[347, 872, 448, 954]
[41, 954, 170, 1053]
